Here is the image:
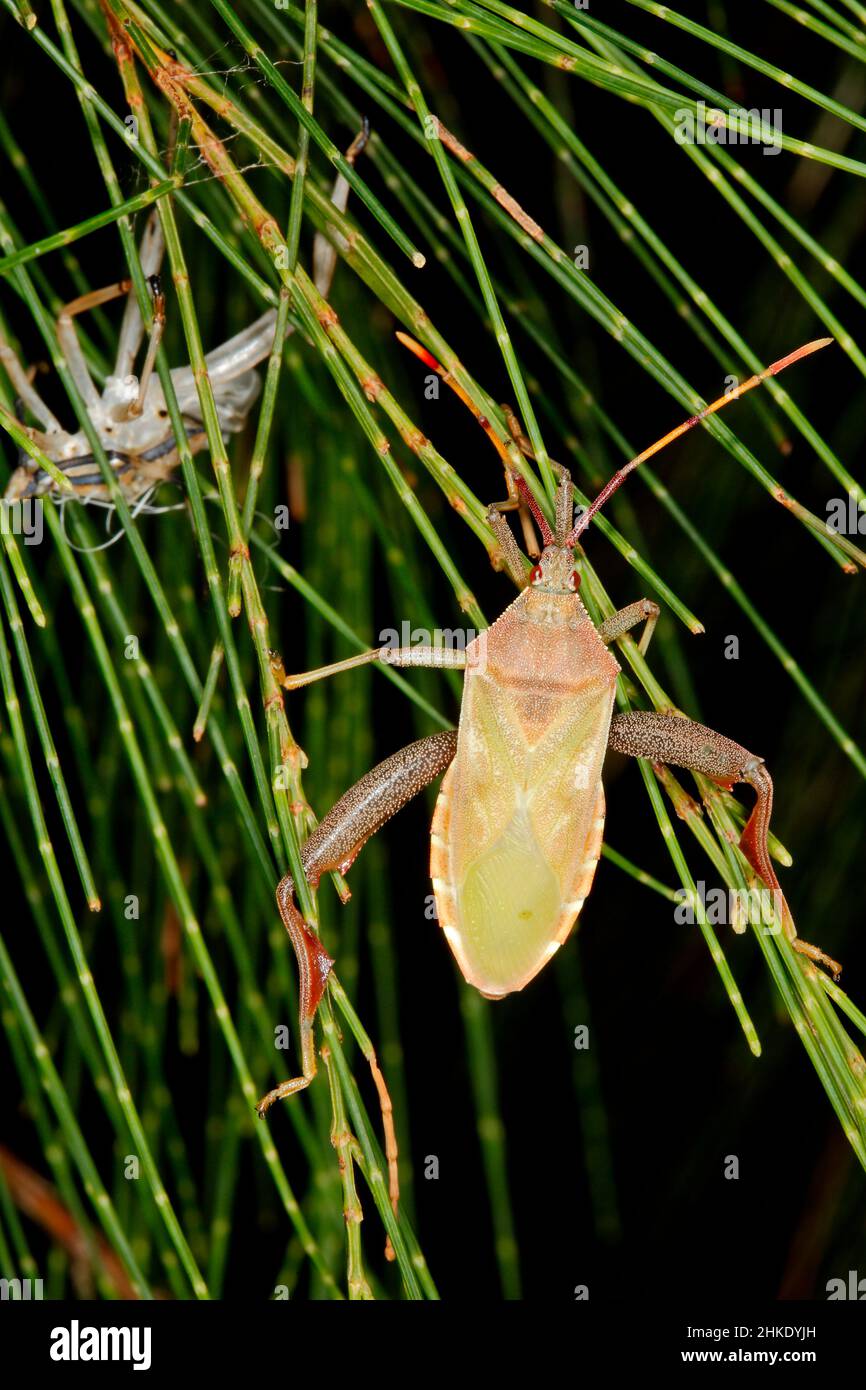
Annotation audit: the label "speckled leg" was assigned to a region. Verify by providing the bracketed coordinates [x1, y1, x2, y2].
[274, 643, 467, 691]
[486, 456, 575, 586]
[257, 730, 458, 1241]
[597, 599, 660, 656]
[485, 504, 529, 589]
[608, 710, 841, 978]
[258, 730, 458, 1115]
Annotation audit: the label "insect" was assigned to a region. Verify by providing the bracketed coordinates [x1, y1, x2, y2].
[0, 211, 268, 510]
[0, 127, 368, 512]
[257, 333, 842, 1143]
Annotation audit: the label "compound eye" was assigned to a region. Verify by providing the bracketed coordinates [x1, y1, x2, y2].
[530, 563, 543, 584]
[571, 569, 581, 590]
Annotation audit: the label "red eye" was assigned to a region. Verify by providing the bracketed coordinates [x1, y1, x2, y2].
[571, 569, 581, 590]
[530, 564, 543, 583]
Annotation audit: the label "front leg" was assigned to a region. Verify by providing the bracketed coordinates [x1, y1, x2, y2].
[257, 729, 458, 1116]
[597, 599, 660, 656]
[608, 710, 841, 978]
[272, 643, 467, 691]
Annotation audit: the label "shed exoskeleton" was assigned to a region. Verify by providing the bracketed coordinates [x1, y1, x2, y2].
[0, 126, 369, 513]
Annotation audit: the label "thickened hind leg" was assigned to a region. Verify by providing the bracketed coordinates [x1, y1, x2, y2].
[608, 711, 841, 979]
[257, 730, 459, 1117]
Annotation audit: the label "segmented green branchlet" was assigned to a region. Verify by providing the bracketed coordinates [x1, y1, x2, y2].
[0, 159, 343, 1295]
[367, 0, 553, 494]
[268, 1, 866, 625]
[351, 5, 864, 571]
[66, 515, 330, 1176]
[763, 0, 866, 59]
[584, 559, 866, 1150]
[506, 324, 866, 783]
[0, 391, 77, 499]
[1, 619, 189, 1278]
[412, 119, 865, 573]
[0, 101, 120, 359]
[70, 543, 208, 808]
[58, 499, 337, 1276]
[106, 1, 550, 522]
[109, 20, 547, 558]
[118, 0, 866, 1239]
[223, 0, 314, 621]
[447, 180, 862, 574]
[576, 563, 763, 1054]
[249, 530, 451, 726]
[481, 38, 862, 505]
[24, 512, 206, 1296]
[475, 38, 781, 455]
[0, 909, 123, 1299]
[321, 1041, 374, 1300]
[205, 0, 424, 269]
[105, 11, 438, 1288]
[87, 726, 205, 1260]
[0, 25, 278, 882]
[568, 12, 866, 469]
[44, 0, 866, 566]
[103, 15, 286, 858]
[0, 705, 205, 1282]
[0, 1143, 36, 1281]
[223, 0, 318, 622]
[108, 14, 350, 919]
[268, 36, 750, 631]
[582, 1, 866, 135]
[323, 987, 436, 1298]
[0, 928, 153, 1298]
[192, 640, 224, 743]
[398, 0, 866, 176]
[46, 501, 342, 1294]
[0, 600, 179, 1294]
[0, 532, 45, 629]
[0, 178, 181, 278]
[708, 795, 866, 1162]
[264, 7, 864, 573]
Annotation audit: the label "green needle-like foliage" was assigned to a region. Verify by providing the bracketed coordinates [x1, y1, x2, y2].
[0, 0, 864, 1302]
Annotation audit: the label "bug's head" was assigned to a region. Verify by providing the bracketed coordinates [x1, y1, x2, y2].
[518, 468, 583, 594]
[529, 544, 580, 594]
[396, 331, 834, 602]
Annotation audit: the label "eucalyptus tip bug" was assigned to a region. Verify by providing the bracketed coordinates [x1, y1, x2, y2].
[258, 331, 841, 1236]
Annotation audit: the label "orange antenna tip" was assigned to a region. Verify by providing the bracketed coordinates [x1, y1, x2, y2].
[395, 331, 443, 375]
[567, 335, 831, 546]
[765, 336, 833, 377]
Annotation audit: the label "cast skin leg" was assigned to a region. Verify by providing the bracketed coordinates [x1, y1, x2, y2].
[608, 710, 841, 978]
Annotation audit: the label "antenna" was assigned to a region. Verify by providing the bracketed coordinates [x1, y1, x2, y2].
[566, 338, 833, 546]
